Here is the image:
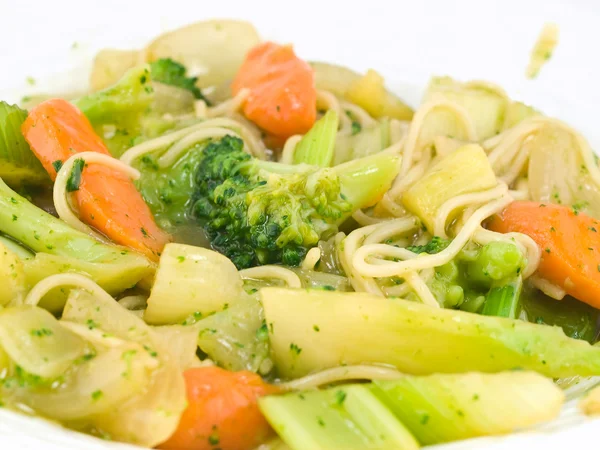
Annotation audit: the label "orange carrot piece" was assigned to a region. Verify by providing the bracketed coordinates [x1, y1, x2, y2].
[22, 99, 169, 260]
[488, 201, 600, 308]
[232, 42, 317, 140]
[159, 367, 280, 450]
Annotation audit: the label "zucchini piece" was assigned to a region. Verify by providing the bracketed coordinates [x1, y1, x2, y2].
[402, 144, 497, 232]
[0, 102, 49, 187]
[424, 76, 507, 140]
[259, 385, 419, 450]
[260, 288, 600, 379]
[372, 371, 564, 444]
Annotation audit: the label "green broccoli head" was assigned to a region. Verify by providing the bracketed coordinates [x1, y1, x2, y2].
[191, 136, 400, 269]
[149, 58, 209, 103]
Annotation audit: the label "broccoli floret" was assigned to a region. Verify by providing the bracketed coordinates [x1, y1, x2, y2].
[407, 236, 450, 254]
[190, 136, 400, 269]
[149, 58, 209, 103]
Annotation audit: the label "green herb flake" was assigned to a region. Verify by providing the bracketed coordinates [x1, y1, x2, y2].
[313, 325, 320, 332]
[334, 390, 347, 405]
[86, 319, 98, 330]
[91, 390, 103, 401]
[420, 414, 430, 425]
[11, 214, 17, 222]
[66, 158, 86, 192]
[317, 416, 326, 427]
[141, 227, 149, 237]
[52, 160, 63, 172]
[30, 328, 53, 337]
[290, 343, 302, 355]
[177, 256, 185, 263]
[351, 121, 362, 135]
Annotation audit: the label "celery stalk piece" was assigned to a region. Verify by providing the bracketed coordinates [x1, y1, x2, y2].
[260, 288, 600, 379]
[402, 144, 497, 232]
[259, 385, 419, 450]
[372, 371, 564, 445]
[502, 101, 539, 130]
[0, 177, 153, 311]
[144, 244, 244, 325]
[481, 276, 523, 319]
[293, 110, 338, 167]
[0, 102, 50, 187]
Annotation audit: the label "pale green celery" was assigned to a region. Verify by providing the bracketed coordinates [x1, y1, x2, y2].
[502, 101, 539, 130]
[403, 144, 497, 232]
[0, 178, 153, 311]
[293, 110, 338, 167]
[0, 102, 50, 187]
[481, 276, 523, 319]
[261, 288, 600, 379]
[372, 371, 564, 445]
[333, 119, 390, 165]
[260, 385, 419, 450]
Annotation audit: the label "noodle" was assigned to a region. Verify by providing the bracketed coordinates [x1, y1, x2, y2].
[277, 365, 404, 391]
[24, 273, 112, 306]
[301, 247, 321, 271]
[239, 266, 302, 289]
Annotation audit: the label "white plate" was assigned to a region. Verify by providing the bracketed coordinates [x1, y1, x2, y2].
[1, 0, 600, 448]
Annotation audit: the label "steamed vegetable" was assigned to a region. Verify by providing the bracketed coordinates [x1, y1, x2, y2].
[403, 144, 497, 232]
[489, 201, 600, 309]
[346, 69, 414, 121]
[0, 177, 153, 311]
[0, 240, 26, 307]
[0, 102, 49, 187]
[260, 384, 419, 450]
[75, 65, 155, 157]
[195, 294, 270, 373]
[0, 306, 86, 378]
[293, 110, 338, 167]
[146, 20, 261, 88]
[0, 301, 179, 447]
[261, 288, 600, 379]
[480, 276, 522, 319]
[424, 76, 507, 140]
[232, 42, 317, 139]
[22, 98, 170, 260]
[62, 288, 187, 446]
[159, 367, 279, 450]
[90, 48, 141, 91]
[333, 119, 390, 165]
[144, 244, 244, 324]
[310, 62, 414, 121]
[526, 23, 559, 79]
[149, 58, 209, 103]
[372, 371, 564, 444]
[190, 136, 400, 268]
[502, 101, 539, 129]
[526, 124, 600, 218]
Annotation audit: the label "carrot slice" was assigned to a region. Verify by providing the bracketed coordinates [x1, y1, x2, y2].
[159, 366, 279, 450]
[22, 99, 169, 260]
[232, 42, 317, 139]
[488, 201, 600, 308]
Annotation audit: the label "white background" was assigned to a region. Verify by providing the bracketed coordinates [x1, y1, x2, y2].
[1, 0, 600, 448]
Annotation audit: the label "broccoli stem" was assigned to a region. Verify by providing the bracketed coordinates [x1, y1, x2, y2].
[481, 276, 523, 319]
[334, 152, 401, 216]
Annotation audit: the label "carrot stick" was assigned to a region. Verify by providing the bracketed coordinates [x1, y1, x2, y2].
[232, 42, 317, 140]
[488, 201, 600, 308]
[159, 366, 279, 450]
[22, 99, 169, 260]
